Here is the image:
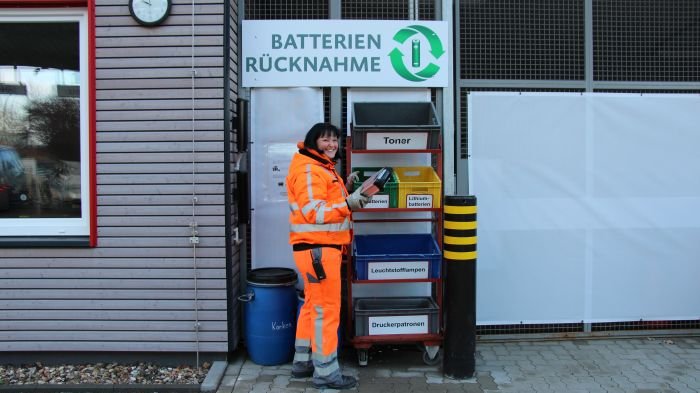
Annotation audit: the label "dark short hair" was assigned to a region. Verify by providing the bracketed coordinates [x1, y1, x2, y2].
[303, 122, 341, 152]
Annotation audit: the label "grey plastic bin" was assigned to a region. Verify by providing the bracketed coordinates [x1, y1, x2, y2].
[351, 102, 441, 149]
[354, 297, 439, 336]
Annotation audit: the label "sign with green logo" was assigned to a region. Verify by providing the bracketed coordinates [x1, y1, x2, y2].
[242, 20, 448, 87]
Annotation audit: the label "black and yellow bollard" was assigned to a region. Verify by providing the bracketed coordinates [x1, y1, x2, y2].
[442, 195, 477, 379]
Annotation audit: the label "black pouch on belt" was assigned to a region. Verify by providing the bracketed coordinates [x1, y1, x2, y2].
[310, 247, 326, 281]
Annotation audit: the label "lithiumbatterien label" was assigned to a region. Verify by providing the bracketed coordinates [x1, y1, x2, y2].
[406, 194, 433, 208]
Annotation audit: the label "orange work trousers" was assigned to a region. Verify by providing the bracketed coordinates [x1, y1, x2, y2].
[294, 246, 342, 371]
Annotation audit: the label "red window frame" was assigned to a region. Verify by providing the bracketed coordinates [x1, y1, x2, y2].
[0, 0, 96, 246]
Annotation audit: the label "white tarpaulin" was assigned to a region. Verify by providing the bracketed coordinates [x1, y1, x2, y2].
[250, 88, 323, 273]
[468, 92, 700, 324]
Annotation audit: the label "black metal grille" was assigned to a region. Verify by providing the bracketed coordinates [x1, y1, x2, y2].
[418, 0, 435, 21]
[339, 87, 348, 178]
[478, 323, 583, 336]
[341, 87, 349, 136]
[245, 0, 436, 21]
[593, 0, 700, 82]
[342, 0, 409, 20]
[592, 320, 700, 332]
[323, 87, 331, 123]
[245, 0, 328, 19]
[477, 320, 700, 335]
[594, 89, 700, 94]
[459, 0, 585, 80]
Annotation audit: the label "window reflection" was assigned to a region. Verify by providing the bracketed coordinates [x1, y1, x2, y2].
[0, 22, 81, 219]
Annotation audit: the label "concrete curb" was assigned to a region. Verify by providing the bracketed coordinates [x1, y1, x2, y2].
[225, 352, 244, 377]
[198, 361, 227, 393]
[0, 383, 200, 393]
[0, 386, 36, 393]
[115, 385, 200, 393]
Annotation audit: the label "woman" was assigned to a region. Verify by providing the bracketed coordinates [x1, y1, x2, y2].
[286, 122, 368, 390]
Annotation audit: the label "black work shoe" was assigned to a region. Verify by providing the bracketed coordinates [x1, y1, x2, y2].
[312, 375, 357, 390]
[291, 368, 314, 378]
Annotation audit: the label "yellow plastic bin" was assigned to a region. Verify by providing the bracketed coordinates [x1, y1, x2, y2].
[394, 166, 442, 208]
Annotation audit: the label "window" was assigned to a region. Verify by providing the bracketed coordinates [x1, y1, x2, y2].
[0, 9, 91, 241]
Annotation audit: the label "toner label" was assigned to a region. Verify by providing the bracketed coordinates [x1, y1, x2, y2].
[366, 132, 428, 150]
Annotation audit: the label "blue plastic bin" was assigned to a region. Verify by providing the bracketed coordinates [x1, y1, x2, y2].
[353, 233, 441, 280]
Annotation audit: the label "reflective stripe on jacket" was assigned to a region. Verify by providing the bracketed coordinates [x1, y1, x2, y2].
[286, 142, 352, 245]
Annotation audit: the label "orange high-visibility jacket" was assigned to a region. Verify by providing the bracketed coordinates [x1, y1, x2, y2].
[286, 142, 352, 246]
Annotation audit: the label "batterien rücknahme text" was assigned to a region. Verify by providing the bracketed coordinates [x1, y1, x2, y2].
[246, 33, 383, 73]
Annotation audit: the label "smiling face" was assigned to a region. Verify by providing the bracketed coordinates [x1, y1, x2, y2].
[316, 132, 339, 160]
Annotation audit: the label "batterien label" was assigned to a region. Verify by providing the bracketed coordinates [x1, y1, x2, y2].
[364, 194, 390, 208]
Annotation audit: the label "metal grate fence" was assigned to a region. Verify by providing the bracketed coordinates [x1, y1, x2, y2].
[342, 0, 409, 20]
[459, 0, 585, 80]
[245, 0, 436, 21]
[478, 323, 583, 336]
[593, 0, 700, 82]
[417, 0, 435, 21]
[478, 320, 700, 338]
[341, 0, 435, 20]
[592, 320, 700, 333]
[244, 0, 328, 19]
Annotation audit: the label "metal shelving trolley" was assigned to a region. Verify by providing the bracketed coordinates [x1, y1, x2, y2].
[344, 101, 444, 366]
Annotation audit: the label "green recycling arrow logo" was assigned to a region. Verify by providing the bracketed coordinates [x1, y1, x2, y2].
[390, 25, 445, 82]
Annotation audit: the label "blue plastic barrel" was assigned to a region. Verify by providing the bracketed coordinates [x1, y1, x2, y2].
[240, 268, 298, 366]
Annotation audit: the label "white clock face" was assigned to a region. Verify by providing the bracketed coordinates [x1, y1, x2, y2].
[130, 0, 170, 25]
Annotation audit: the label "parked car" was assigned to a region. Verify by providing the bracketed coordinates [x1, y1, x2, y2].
[0, 145, 30, 209]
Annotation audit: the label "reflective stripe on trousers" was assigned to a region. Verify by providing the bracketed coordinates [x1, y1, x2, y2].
[293, 246, 342, 379]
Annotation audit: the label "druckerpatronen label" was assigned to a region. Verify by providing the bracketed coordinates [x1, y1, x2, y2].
[368, 315, 429, 335]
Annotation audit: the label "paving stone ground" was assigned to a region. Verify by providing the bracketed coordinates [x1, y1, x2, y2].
[216, 336, 700, 393]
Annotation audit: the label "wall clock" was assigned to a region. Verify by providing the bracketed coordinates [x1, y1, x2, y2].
[129, 0, 172, 26]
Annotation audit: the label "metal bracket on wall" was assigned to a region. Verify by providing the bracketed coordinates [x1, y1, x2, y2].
[233, 227, 242, 245]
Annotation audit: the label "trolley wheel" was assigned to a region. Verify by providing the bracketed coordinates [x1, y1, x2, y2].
[422, 347, 442, 366]
[357, 349, 369, 366]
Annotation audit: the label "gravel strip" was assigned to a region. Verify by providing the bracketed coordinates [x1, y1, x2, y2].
[0, 362, 210, 385]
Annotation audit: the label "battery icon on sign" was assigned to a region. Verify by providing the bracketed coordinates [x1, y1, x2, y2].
[412, 39, 420, 67]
